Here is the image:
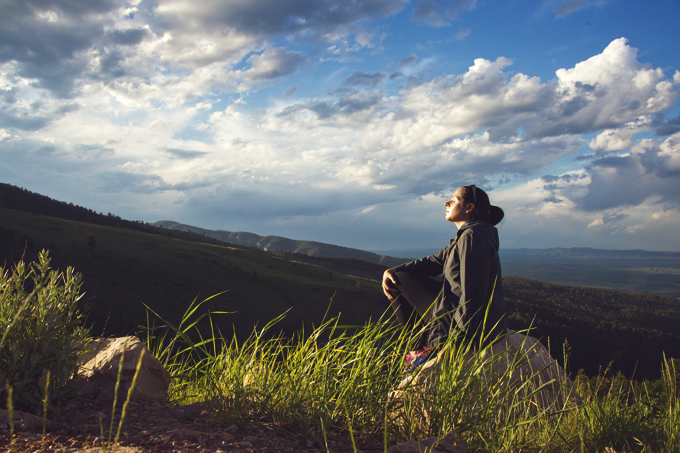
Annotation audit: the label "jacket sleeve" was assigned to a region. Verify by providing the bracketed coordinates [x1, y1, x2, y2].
[456, 231, 494, 337]
[393, 246, 448, 277]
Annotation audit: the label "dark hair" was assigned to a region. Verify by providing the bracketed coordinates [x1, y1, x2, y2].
[459, 185, 505, 226]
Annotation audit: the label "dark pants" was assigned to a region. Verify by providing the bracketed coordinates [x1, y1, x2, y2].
[388, 272, 441, 349]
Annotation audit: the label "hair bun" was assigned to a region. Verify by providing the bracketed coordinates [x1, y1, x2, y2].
[489, 205, 504, 226]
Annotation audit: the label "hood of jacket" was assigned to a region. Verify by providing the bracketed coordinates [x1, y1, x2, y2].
[456, 219, 500, 251]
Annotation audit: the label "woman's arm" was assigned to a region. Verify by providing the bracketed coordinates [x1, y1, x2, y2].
[383, 245, 449, 300]
[393, 246, 448, 276]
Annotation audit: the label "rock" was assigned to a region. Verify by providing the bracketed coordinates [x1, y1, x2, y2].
[76, 336, 171, 403]
[396, 333, 580, 413]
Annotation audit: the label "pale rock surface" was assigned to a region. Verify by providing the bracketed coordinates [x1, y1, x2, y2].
[397, 333, 580, 411]
[76, 336, 171, 402]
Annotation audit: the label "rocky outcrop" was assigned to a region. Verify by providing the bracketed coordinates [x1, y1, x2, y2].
[388, 333, 579, 452]
[76, 336, 171, 403]
[395, 332, 580, 413]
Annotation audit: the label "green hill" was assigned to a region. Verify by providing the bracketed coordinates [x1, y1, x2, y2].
[2, 182, 680, 381]
[0, 206, 387, 340]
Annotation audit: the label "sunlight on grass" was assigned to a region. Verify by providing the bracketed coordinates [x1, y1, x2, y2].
[141, 295, 680, 452]
[1, 250, 678, 452]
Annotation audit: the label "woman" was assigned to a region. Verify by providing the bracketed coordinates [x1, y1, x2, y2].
[382, 185, 507, 364]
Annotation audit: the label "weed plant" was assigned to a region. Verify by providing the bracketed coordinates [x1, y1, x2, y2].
[0, 250, 90, 408]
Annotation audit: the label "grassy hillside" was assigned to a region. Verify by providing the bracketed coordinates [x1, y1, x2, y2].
[154, 220, 408, 267]
[0, 206, 387, 340]
[2, 181, 680, 381]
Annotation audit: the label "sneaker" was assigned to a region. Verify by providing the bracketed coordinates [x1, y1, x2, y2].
[402, 347, 438, 379]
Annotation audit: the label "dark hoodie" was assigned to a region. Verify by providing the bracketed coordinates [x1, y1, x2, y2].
[394, 219, 507, 347]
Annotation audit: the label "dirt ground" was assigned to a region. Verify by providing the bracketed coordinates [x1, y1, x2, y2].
[0, 397, 385, 453]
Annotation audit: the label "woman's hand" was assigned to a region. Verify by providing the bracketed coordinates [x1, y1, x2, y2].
[382, 268, 399, 300]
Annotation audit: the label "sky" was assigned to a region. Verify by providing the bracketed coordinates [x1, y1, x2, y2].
[1, 0, 679, 253]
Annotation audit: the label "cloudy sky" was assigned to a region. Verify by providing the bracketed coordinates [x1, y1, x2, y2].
[1, 0, 679, 253]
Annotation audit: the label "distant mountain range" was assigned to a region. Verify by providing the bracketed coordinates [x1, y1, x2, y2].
[4, 181, 677, 267]
[154, 219, 680, 266]
[152, 220, 408, 268]
[501, 247, 680, 262]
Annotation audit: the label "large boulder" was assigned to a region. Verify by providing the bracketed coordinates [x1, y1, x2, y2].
[76, 336, 171, 403]
[396, 333, 580, 413]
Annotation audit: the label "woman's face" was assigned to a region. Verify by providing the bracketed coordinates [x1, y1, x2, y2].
[445, 188, 472, 223]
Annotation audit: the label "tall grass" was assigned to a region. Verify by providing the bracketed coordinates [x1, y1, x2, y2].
[144, 296, 680, 452]
[3, 251, 676, 451]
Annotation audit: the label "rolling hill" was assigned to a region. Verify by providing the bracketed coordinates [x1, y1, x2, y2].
[0, 205, 387, 341]
[2, 181, 680, 380]
[153, 220, 408, 267]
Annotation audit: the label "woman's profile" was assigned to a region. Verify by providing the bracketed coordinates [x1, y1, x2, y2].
[382, 185, 507, 372]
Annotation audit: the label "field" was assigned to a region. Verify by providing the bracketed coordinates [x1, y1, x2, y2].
[3, 201, 680, 451]
[0, 206, 386, 340]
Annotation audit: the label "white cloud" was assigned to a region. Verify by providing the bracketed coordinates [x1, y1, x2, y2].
[520, 39, 678, 139]
[0, 0, 678, 253]
[589, 116, 652, 152]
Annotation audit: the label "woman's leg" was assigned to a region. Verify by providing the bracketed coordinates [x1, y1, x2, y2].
[389, 272, 441, 348]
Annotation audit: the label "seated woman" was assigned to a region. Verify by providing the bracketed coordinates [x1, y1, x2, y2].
[382, 185, 507, 369]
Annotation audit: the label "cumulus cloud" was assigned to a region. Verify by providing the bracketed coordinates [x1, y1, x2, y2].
[539, 133, 680, 215]
[255, 38, 677, 203]
[0, 0, 678, 254]
[588, 117, 651, 152]
[153, 0, 408, 64]
[651, 112, 680, 136]
[240, 47, 305, 82]
[0, 0, 407, 104]
[522, 39, 678, 138]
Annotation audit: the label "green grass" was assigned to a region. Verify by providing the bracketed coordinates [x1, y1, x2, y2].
[2, 251, 679, 452]
[145, 298, 680, 452]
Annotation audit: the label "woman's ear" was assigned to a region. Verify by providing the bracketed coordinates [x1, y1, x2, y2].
[466, 203, 475, 214]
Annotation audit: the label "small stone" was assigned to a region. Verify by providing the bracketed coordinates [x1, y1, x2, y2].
[218, 432, 234, 442]
[240, 441, 254, 447]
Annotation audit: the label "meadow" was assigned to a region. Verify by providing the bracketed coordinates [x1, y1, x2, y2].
[1, 252, 679, 452]
[2, 185, 680, 451]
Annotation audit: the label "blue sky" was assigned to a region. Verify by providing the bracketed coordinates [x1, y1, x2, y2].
[1, 0, 679, 252]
